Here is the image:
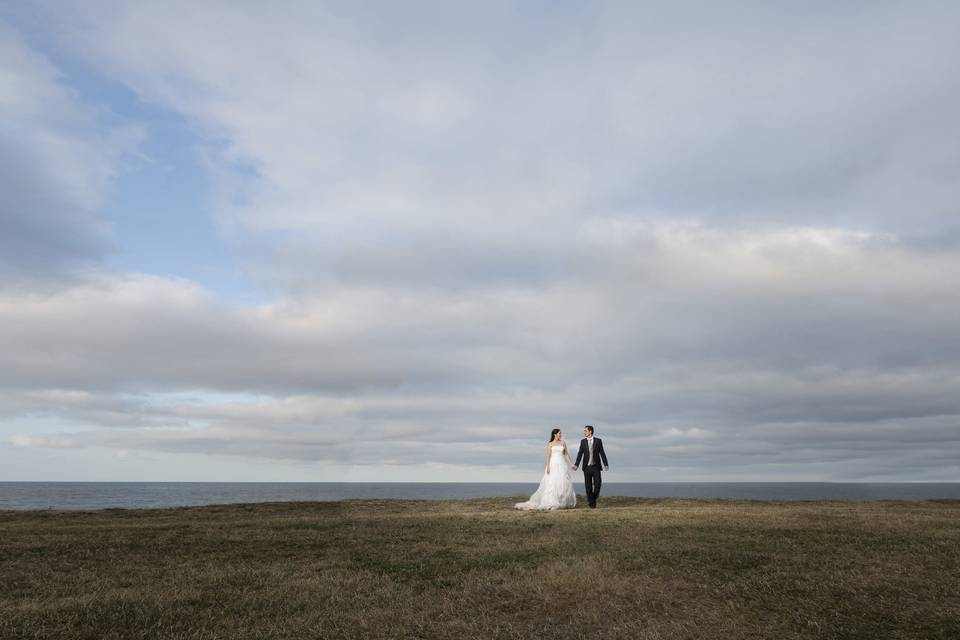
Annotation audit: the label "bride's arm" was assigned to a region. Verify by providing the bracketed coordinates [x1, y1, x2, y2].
[564, 443, 574, 466]
[545, 445, 552, 474]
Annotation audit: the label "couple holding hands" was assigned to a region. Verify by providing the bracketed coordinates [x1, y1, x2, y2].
[514, 425, 609, 511]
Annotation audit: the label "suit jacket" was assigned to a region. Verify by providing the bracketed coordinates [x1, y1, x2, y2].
[574, 437, 608, 469]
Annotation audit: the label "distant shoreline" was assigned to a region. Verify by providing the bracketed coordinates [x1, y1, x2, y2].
[5, 494, 960, 515]
[3, 481, 960, 511]
[3, 480, 959, 484]
[4, 480, 960, 512]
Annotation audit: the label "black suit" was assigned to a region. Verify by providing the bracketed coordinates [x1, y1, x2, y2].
[574, 437, 609, 507]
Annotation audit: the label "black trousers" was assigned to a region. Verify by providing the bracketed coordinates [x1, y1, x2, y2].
[583, 465, 602, 506]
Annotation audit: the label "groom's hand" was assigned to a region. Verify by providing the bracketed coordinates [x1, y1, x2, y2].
[572, 465, 578, 470]
[604, 465, 609, 471]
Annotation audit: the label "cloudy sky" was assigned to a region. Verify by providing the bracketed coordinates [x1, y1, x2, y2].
[2, 2, 959, 482]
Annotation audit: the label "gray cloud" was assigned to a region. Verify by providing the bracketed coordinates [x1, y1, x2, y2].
[77, 0, 960, 299]
[0, 22, 133, 281]
[4, 3, 960, 480]
[3, 229, 957, 393]
[3, 227, 960, 479]
[42, 2, 960, 234]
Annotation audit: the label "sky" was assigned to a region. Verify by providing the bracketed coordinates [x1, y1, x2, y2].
[1, 1, 959, 482]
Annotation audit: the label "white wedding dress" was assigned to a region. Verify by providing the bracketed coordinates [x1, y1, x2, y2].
[515, 444, 577, 510]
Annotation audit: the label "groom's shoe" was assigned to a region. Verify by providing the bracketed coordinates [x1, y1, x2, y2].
[589, 503, 596, 508]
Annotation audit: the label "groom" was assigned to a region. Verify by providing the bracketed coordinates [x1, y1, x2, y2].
[573, 425, 609, 508]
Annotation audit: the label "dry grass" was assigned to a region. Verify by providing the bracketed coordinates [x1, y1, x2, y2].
[2, 496, 959, 639]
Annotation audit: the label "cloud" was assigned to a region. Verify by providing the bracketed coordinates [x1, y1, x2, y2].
[11, 435, 82, 449]
[1, 225, 958, 479]
[40, 2, 960, 250]
[0, 21, 139, 282]
[2, 226, 957, 394]
[4, 3, 960, 479]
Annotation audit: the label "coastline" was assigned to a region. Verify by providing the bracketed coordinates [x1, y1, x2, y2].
[4, 481, 960, 512]
[4, 493, 960, 515]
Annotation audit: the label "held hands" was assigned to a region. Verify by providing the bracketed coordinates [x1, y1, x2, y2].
[572, 465, 578, 470]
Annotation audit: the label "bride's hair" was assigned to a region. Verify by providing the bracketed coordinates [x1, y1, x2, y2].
[549, 428, 561, 442]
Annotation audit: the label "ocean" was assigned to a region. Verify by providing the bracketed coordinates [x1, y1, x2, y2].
[2, 482, 959, 511]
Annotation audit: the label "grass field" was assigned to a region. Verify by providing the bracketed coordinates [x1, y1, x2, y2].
[2, 497, 959, 639]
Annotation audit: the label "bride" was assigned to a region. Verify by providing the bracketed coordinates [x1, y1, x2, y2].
[515, 428, 577, 510]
